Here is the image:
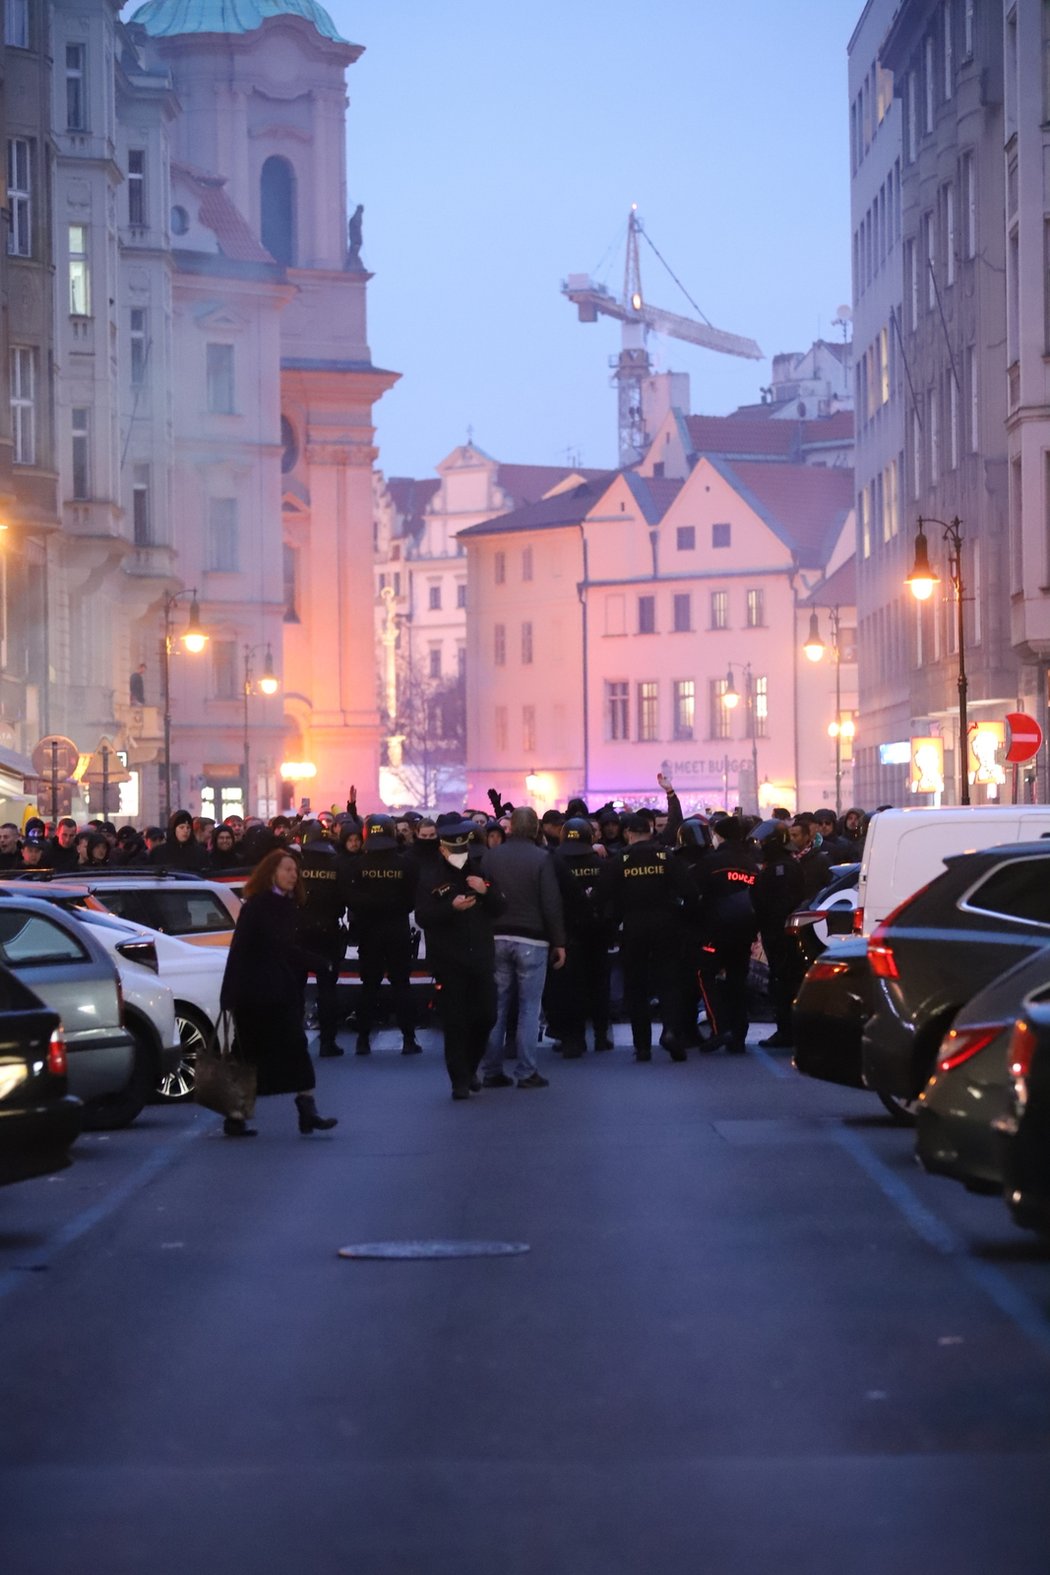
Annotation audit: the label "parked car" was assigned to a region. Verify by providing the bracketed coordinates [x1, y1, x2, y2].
[783, 863, 859, 969]
[791, 935, 875, 1090]
[1, 870, 241, 946]
[999, 1002, 1050, 1237]
[17, 886, 226, 1103]
[916, 943, 1050, 1195]
[863, 841, 1050, 1122]
[0, 894, 137, 1129]
[0, 963, 81, 1188]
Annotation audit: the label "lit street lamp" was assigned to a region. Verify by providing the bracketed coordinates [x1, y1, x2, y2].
[721, 661, 759, 814]
[160, 589, 208, 822]
[243, 643, 279, 816]
[802, 606, 850, 817]
[906, 515, 969, 806]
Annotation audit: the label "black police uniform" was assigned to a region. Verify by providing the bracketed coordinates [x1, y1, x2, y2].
[296, 834, 353, 1054]
[414, 834, 506, 1096]
[668, 826, 713, 1046]
[345, 824, 420, 1053]
[550, 827, 611, 1056]
[693, 839, 759, 1054]
[598, 831, 695, 1060]
[753, 840, 806, 1045]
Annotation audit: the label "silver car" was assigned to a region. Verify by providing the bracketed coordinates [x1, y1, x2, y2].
[0, 893, 137, 1130]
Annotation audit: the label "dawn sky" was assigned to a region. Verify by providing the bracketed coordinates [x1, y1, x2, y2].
[325, 2, 856, 480]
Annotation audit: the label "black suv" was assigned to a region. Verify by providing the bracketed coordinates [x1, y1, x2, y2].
[862, 840, 1050, 1118]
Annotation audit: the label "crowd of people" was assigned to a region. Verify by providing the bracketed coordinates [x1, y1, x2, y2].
[0, 785, 872, 1116]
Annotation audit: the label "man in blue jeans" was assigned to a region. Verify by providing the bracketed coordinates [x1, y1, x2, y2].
[478, 806, 566, 1088]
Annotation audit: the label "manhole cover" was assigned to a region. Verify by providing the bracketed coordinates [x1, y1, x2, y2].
[338, 1239, 530, 1261]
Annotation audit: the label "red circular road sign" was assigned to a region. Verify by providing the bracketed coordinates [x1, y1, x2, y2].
[1005, 712, 1043, 764]
[31, 734, 80, 779]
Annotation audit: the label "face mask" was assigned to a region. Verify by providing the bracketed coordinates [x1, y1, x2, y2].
[445, 849, 469, 869]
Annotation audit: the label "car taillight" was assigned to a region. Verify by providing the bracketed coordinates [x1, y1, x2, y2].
[47, 1027, 67, 1077]
[1008, 1019, 1036, 1081]
[807, 959, 849, 981]
[867, 933, 899, 979]
[937, 1024, 1002, 1072]
[852, 907, 864, 934]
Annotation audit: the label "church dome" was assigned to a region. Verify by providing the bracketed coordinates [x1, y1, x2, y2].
[129, 0, 347, 43]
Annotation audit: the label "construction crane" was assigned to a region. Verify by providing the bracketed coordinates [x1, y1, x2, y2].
[563, 207, 763, 465]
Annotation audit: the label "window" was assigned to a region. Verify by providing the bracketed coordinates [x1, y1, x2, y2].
[6, 138, 30, 257]
[637, 681, 658, 742]
[131, 465, 150, 544]
[69, 224, 90, 314]
[522, 546, 533, 582]
[212, 640, 238, 700]
[911, 410, 923, 499]
[963, 0, 974, 60]
[456, 582, 467, 609]
[521, 622, 533, 664]
[208, 497, 238, 571]
[428, 646, 442, 680]
[283, 544, 299, 622]
[427, 583, 441, 611]
[127, 149, 146, 226]
[206, 344, 235, 413]
[676, 525, 695, 551]
[638, 595, 655, 634]
[522, 705, 536, 755]
[943, 182, 955, 286]
[965, 861, 1050, 927]
[860, 483, 872, 558]
[5, 0, 28, 49]
[672, 593, 691, 633]
[606, 681, 628, 741]
[0, 911, 87, 966]
[71, 407, 89, 500]
[10, 347, 35, 466]
[967, 345, 978, 451]
[710, 590, 728, 630]
[495, 705, 508, 753]
[672, 679, 695, 741]
[754, 675, 768, 738]
[924, 33, 935, 132]
[712, 522, 731, 549]
[905, 239, 918, 330]
[746, 588, 764, 628]
[65, 44, 87, 131]
[260, 156, 296, 267]
[948, 375, 960, 470]
[928, 388, 940, 486]
[961, 152, 976, 261]
[710, 677, 731, 740]
[457, 644, 466, 679]
[494, 551, 506, 585]
[923, 211, 935, 309]
[170, 204, 189, 236]
[883, 457, 899, 542]
[130, 308, 148, 385]
[494, 623, 506, 666]
[906, 70, 918, 162]
[943, 0, 953, 98]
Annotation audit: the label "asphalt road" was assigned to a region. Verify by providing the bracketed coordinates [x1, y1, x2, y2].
[2, 1024, 1049, 1575]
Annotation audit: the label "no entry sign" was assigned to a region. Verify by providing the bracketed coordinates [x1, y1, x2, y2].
[1005, 712, 1043, 764]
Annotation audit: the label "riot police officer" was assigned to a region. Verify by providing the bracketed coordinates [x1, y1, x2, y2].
[345, 814, 420, 1056]
[550, 817, 612, 1057]
[598, 812, 695, 1062]
[295, 820, 353, 1056]
[694, 815, 759, 1054]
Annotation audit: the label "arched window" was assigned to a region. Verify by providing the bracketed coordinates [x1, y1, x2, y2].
[260, 156, 296, 266]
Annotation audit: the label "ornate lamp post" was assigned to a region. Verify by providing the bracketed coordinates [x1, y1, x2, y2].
[242, 643, 279, 816]
[160, 589, 207, 822]
[803, 606, 847, 817]
[721, 661, 759, 814]
[906, 515, 969, 805]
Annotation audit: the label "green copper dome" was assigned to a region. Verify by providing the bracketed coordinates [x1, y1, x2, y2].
[129, 0, 347, 43]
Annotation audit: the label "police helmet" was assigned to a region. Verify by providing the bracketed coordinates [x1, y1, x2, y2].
[676, 817, 711, 850]
[561, 817, 593, 845]
[300, 819, 328, 846]
[363, 813, 398, 851]
[750, 817, 790, 853]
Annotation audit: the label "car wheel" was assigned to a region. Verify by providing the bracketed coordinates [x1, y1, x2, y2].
[156, 1003, 211, 1103]
[877, 1090, 920, 1126]
[82, 1023, 154, 1131]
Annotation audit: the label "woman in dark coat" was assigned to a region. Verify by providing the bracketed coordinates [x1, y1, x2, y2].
[218, 849, 337, 1138]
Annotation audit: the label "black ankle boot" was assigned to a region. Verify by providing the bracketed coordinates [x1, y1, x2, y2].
[223, 1116, 258, 1138]
[295, 1094, 337, 1134]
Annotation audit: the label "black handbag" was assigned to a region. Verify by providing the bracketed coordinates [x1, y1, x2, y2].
[194, 1010, 257, 1118]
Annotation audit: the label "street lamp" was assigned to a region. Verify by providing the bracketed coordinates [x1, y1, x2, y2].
[721, 661, 759, 813]
[906, 515, 969, 805]
[160, 589, 208, 822]
[242, 643, 279, 817]
[802, 606, 846, 816]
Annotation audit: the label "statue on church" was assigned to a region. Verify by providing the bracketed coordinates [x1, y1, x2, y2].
[347, 204, 365, 268]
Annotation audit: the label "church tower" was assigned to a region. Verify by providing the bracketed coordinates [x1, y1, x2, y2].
[131, 0, 397, 809]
